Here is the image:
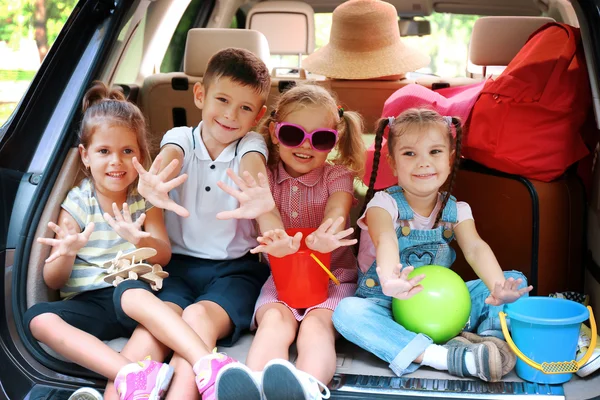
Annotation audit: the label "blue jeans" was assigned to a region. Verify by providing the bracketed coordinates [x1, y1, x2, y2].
[332, 270, 528, 376]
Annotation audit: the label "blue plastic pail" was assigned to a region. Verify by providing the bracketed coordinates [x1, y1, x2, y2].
[502, 297, 589, 384]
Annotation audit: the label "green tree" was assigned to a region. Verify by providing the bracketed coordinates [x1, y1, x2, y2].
[0, 0, 77, 61]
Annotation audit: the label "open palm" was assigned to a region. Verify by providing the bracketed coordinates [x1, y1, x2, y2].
[251, 229, 302, 258]
[306, 217, 357, 254]
[104, 202, 151, 245]
[133, 155, 189, 217]
[37, 219, 95, 263]
[485, 277, 533, 306]
[376, 264, 425, 299]
[216, 169, 275, 220]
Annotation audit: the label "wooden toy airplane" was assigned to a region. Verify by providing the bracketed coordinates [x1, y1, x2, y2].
[103, 247, 169, 291]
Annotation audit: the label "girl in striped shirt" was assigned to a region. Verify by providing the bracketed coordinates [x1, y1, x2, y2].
[25, 82, 174, 399]
[215, 85, 366, 400]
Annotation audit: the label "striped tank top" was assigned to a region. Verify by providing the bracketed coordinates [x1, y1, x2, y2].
[59, 178, 152, 299]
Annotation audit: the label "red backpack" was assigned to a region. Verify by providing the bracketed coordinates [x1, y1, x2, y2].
[463, 22, 592, 182]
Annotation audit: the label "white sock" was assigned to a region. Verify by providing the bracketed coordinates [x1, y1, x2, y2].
[465, 352, 477, 375]
[421, 344, 449, 371]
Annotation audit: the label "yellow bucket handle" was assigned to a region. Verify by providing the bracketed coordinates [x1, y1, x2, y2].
[310, 253, 340, 285]
[499, 306, 596, 374]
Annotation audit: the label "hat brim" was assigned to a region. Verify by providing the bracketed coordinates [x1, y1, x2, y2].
[302, 43, 431, 80]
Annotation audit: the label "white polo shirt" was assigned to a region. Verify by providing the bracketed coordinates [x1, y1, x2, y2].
[160, 121, 268, 260]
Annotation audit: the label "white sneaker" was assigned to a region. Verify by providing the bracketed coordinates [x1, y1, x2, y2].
[576, 323, 600, 378]
[68, 387, 103, 400]
[215, 362, 262, 400]
[262, 359, 330, 400]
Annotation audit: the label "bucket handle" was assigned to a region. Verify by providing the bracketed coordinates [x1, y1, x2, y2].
[499, 306, 596, 374]
[310, 253, 340, 285]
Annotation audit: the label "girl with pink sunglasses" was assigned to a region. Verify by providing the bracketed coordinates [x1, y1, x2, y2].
[214, 84, 366, 400]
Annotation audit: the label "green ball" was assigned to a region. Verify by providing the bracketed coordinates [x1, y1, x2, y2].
[391, 265, 471, 344]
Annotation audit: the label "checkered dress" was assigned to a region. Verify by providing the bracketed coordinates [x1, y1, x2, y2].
[252, 162, 359, 327]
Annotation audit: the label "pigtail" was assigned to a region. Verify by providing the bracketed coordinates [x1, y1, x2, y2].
[359, 117, 389, 218]
[331, 110, 366, 177]
[435, 117, 463, 225]
[82, 81, 125, 113]
[258, 110, 280, 168]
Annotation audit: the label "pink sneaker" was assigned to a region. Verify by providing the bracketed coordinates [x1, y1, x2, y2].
[114, 357, 174, 400]
[193, 353, 237, 400]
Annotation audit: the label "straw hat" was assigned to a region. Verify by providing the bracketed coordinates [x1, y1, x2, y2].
[302, 0, 430, 80]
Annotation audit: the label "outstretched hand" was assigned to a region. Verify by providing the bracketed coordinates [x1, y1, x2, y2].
[376, 264, 425, 300]
[216, 169, 275, 220]
[37, 219, 95, 263]
[133, 155, 189, 217]
[251, 229, 302, 258]
[104, 202, 151, 245]
[485, 277, 533, 306]
[305, 217, 357, 254]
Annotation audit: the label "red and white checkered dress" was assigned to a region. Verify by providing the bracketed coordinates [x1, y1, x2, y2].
[252, 162, 358, 328]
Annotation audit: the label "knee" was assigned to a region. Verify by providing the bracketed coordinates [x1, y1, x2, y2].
[181, 303, 209, 325]
[120, 288, 153, 316]
[29, 313, 61, 341]
[332, 297, 365, 329]
[259, 307, 296, 340]
[298, 313, 334, 343]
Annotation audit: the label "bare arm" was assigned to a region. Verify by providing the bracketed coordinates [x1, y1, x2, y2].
[366, 206, 400, 276]
[455, 219, 532, 304]
[39, 210, 92, 290]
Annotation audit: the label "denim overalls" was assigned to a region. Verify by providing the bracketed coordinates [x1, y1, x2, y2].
[332, 186, 528, 376]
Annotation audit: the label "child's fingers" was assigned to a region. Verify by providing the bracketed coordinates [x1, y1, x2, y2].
[329, 216, 345, 233]
[334, 227, 354, 240]
[37, 237, 60, 247]
[337, 238, 358, 247]
[138, 230, 152, 238]
[168, 202, 190, 218]
[81, 222, 95, 239]
[290, 232, 303, 249]
[122, 203, 133, 223]
[135, 213, 147, 228]
[257, 172, 269, 188]
[407, 273, 426, 287]
[45, 251, 62, 264]
[104, 212, 116, 228]
[149, 154, 163, 176]
[47, 221, 63, 237]
[518, 285, 534, 296]
[63, 218, 76, 235]
[132, 157, 148, 175]
[163, 173, 188, 193]
[226, 168, 248, 191]
[398, 265, 414, 280]
[158, 158, 180, 181]
[317, 218, 333, 234]
[111, 203, 124, 222]
[216, 181, 243, 200]
[250, 245, 267, 254]
[241, 171, 257, 187]
[215, 209, 238, 220]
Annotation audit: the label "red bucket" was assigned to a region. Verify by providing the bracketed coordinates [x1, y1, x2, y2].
[269, 228, 332, 309]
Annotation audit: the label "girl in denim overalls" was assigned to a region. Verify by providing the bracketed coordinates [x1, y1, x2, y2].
[333, 108, 533, 382]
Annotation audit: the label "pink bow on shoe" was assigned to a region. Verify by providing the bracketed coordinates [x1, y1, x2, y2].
[194, 352, 237, 400]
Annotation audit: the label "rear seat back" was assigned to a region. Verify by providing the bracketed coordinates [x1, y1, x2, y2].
[138, 28, 270, 153]
[469, 16, 555, 77]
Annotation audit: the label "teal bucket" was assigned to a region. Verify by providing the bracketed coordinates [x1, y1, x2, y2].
[502, 297, 589, 384]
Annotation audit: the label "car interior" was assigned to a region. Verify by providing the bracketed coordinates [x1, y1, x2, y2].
[15, 0, 600, 398]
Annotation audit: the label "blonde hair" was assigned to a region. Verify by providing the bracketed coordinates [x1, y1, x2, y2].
[259, 84, 366, 176]
[365, 108, 463, 224]
[80, 81, 151, 193]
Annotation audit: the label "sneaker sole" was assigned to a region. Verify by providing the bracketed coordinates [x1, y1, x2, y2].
[577, 353, 600, 378]
[263, 364, 306, 400]
[216, 367, 262, 400]
[149, 363, 174, 400]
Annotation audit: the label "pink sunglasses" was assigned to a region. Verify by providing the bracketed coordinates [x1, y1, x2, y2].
[275, 123, 339, 152]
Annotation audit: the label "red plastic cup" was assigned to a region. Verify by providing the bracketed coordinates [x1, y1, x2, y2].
[269, 228, 332, 309]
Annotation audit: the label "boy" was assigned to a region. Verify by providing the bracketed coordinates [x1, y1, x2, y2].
[110, 48, 273, 400]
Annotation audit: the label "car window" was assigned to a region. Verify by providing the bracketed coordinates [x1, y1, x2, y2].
[268, 12, 484, 78]
[0, 0, 77, 126]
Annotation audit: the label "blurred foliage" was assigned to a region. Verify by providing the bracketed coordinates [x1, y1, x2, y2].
[0, 0, 76, 50]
